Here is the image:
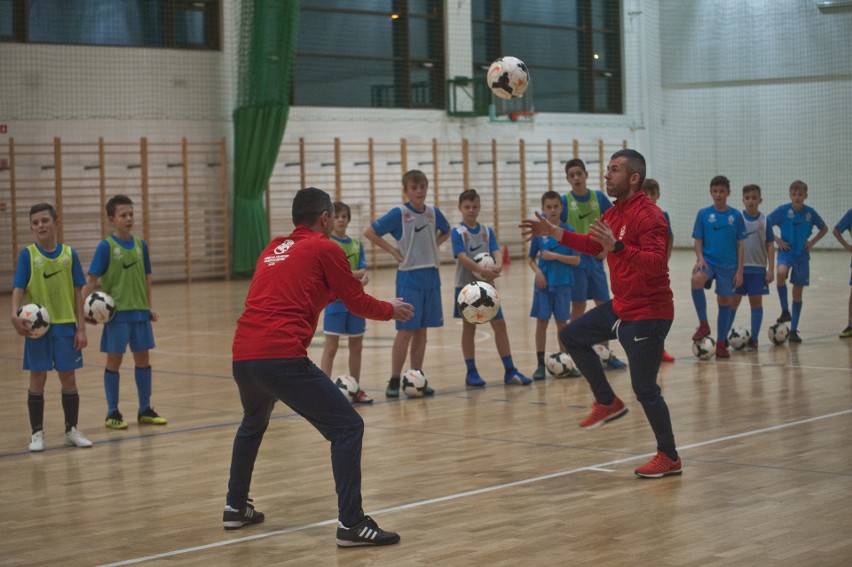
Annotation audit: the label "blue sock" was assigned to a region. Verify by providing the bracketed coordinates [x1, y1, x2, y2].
[717, 305, 732, 342]
[104, 370, 120, 414]
[750, 307, 763, 339]
[135, 366, 152, 413]
[692, 289, 707, 321]
[465, 358, 476, 374]
[730, 308, 738, 327]
[778, 285, 789, 312]
[791, 300, 803, 332]
[501, 355, 515, 376]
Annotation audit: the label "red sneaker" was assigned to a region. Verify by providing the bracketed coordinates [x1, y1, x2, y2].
[661, 350, 675, 362]
[691, 321, 711, 341]
[635, 451, 683, 478]
[715, 339, 730, 358]
[579, 397, 628, 430]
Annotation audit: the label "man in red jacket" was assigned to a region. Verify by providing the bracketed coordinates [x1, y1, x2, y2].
[520, 149, 681, 479]
[224, 187, 413, 546]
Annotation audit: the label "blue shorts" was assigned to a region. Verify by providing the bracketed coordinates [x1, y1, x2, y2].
[530, 284, 572, 321]
[23, 324, 83, 372]
[571, 262, 609, 302]
[323, 309, 366, 337]
[453, 286, 504, 320]
[777, 251, 810, 286]
[100, 319, 156, 353]
[735, 271, 769, 296]
[395, 285, 443, 331]
[701, 263, 736, 297]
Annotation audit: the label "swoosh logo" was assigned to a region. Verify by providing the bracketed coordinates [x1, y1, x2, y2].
[414, 224, 428, 233]
[579, 212, 594, 219]
[44, 270, 62, 279]
[470, 244, 483, 251]
[634, 336, 649, 342]
[712, 226, 725, 231]
[123, 262, 137, 269]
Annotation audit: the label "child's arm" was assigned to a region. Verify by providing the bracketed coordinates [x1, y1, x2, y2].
[146, 274, 158, 322]
[692, 238, 707, 272]
[73, 286, 88, 350]
[459, 252, 501, 281]
[805, 225, 828, 251]
[734, 239, 744, 288]
[436, 230, 450, 247]
[352, 268, 370, 287]
[834, 228, 852, 252]
[540, 250, 581, 265]
[526, 255, 547, 290]
[765, 240, 776, 284]
[10, 287, 31, 336]
[363, 226, 404, 263]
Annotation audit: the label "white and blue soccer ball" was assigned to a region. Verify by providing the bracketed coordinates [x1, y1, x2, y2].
[17, 303, 51, 338]
[85, 291, 116, 324]
[457, 281, 500, 325]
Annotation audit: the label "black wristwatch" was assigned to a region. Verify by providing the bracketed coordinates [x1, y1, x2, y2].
[612, 241, 625, 253]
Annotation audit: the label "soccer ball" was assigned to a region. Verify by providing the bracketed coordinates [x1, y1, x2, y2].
[334, 375, 360, 402]
[457, 281, 500, 325]
[593, 343, 612, 363]
[487, 56, 530, 100]
[546, 352, 576, 378]
[17, 303, 51, 338]
[727, 327, 751, 350]
[473, 252, 496, 270]
[768, 322, 790, 345]
[85, 291, 116, 324]
[402, 369, 428, 398]
[692, 336, 716, 360]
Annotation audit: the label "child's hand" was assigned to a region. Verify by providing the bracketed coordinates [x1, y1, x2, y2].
[765, 271, 775, 285]
[150, 310, 159, 322]
[479, 265, 502, 281]
[11, 315, 33, 337]
[84, 316, 98, 326]
[393, 249, 405, 263]
[74, 326, 88, 350]
[733, 271, 743, 288]
[775, 238, 790, 251]
[360, 273, 370, 287]
[540, 250, 557, 261]
[692, 259, 708, 273]
[535, 272, 547, 289]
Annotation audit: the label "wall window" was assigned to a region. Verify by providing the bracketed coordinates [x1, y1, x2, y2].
[1, 0, 220, 50]
[472, 0, 622, 114]
[294, 0, 445, 109]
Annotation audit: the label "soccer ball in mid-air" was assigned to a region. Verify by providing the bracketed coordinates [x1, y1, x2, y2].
[17, 303, 51, 338]
[727, 327, 751, 350]
[85, 291, 116, 324]
[487, 56, 530, 100]
[692, 336, 716, 360]
[334, 375, 360, 403]
[457, 281, 500, 324]
[473, 252, 496, 270]
[546, 352, 576, 378]
[402, 369, 428, 398]
[768, 322, 790, 345]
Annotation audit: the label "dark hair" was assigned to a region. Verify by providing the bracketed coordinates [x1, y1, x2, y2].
[458, 188, 480, 204]
[710, 175, 730, 190]
[610, 149, 646, 185]
[564, 158, 587, 174]
[541, 190, 562, 206]
[789, 180, 808, 193]
[106, 194, 134, 217]
[293, 187, 333, 226]
[742, 184, 761, 196]
[29, 203, 58, 220]
[642, 178, 660, 195]
[402, 169, 428, 187]
[333, 201, 351, 219]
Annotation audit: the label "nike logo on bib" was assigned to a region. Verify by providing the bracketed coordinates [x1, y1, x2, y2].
[414, 225, 428, 232]
[471, 244, 483, 251]
[712, 226, 724, 230]
[579, 212, 593, 219]
[44, 270, 62, 279]
[123, 262, 137, 269]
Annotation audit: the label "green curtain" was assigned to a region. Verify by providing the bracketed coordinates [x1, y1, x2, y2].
[231, 0, 300, 275]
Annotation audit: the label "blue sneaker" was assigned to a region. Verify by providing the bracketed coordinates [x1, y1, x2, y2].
[532, 364, 546, 380]
[504, 369, 532, 385]
[607, 355, 627, 369]
[567, 368, 582, 378]
[466, 370, 486, 387]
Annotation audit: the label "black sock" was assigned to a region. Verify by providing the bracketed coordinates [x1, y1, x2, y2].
[388, 376, 400, 385]
[61, 390, 80, 432]
[536, 351, 545, 366]
[28, 391, 45, 433]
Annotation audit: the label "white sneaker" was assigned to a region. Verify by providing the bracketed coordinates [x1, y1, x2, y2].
[64, 427, 93, 448]
[29, 430, 45, 452]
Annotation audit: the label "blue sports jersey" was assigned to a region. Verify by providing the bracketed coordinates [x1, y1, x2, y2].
[325, 235, 367, 315]
[692, 206, 747, 269]
[88, 235, 153, 323]
[528, 223, 577, 287]
[663, 211, 673, 236]
[371, 203, 450, 289]
[834, 208, 852, 268]
[766, 204, 826, 257]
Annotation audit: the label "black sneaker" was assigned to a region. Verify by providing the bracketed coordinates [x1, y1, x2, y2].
[777, 310, 791, 323]
[223, 500, 265, 530]
[336, 515, 400, 547]
[788, 330, 802, 343]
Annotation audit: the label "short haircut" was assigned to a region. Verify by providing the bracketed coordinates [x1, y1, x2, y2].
[541, 190, 562, 206]
[742, 184, 761, 196]
[564, 158, 587, 174]
[30, 203, 58, 220]
[458, 188, 479, 204]
[293, 187, 333, 226]
[789, 179, 808, 193]
[333, 201, 351, 219]
[610, 149, 646, 185]
[710, 175, 730, 190]
[106, 194, 134, 217]
[642, 178, 660, 195]
[402, 169, 428, 187]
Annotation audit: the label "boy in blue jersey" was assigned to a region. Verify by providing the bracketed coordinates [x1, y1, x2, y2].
[320, 202, 374, 403]
[691, 175, 747, 358]
[833, 209, 852, 338]
[83, 195, 166, 429]
[729, 185, 775, 350]
[11, 203, 93, 452]
[364, 170, 450, 398]
[766, 180, 828, 342]
[561, 159, 627, 369]
[529, 191, 581, 379]
[641, 178, 675, 362]
[452, 189, 531, 387]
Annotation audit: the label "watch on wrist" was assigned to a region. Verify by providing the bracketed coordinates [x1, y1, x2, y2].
[613, 241, 625, 253]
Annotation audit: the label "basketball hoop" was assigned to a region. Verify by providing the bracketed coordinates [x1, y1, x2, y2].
[509, 111, 536, 122]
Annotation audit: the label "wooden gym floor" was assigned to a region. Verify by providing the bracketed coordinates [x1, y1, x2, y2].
[1, 249, 850, 566]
